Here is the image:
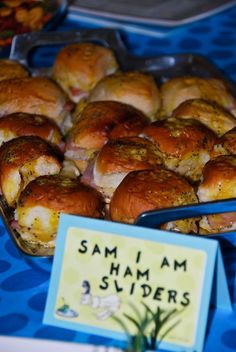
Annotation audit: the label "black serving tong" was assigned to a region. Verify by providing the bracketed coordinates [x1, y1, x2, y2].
[135, 198, 236, 237]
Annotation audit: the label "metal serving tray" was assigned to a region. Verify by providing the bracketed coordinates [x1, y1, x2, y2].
[2, 28, 236, 262]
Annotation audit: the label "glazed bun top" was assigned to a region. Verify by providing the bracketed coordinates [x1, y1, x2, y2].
[141, 117, 217, 182]
[161, 76, 236, 117]
[141, 117, 216, 159]
[52, 42, 119, 102]
[68, 101, 150, 151]
[95, 136, 162, 175]
[0, 77, 69, 126]
[0, 59, 29, 81]
[0, 135, 62, 171]
[0, 112, 63, 147]
[0, 135, 63, 207]
[213, 127, 236, 157]
[197, 155, 236, 234]
[110, 167, 198, 224]
[172, 98, 236, 137]
[88, 71, 161, 120]
[197, 155, 236, 202]
[18, 174, 105, 218]
[80, 136, 163, 202]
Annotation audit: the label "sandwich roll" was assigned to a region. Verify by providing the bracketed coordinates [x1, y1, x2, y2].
[88, 71, 161, 120]
[110, 167, 198, 233]
[0, 59, 29, 81]
[65, 101, 149, 173]
[161, 76, 236, 117]
[82, 136, 163, 201]
[14, 175, 105, 247]
[212, 126, 236, 157]
[52, 42, 119, 103]
[197, 155, 236, 234]
[172, 98, 236, 137]
[141, 117, 217, 182]
[0, 76, 71, 127]
[0, 112, 63, 148]
[0, 135, 63, 207]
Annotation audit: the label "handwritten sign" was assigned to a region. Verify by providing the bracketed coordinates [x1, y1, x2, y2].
[44, 214, 231, 352]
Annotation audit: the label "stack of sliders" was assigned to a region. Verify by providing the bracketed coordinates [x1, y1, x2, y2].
[0, 41, 236, 253]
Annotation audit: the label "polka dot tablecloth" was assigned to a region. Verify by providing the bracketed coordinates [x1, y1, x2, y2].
[1, 4, 236, 352]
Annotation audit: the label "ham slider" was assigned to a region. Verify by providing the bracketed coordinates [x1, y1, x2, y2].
[81, 136, 162, 202]
[0, 59, 29, 81]
[161, 76, 236, 117]
[52, 42, 119, 103]
[0, 112, 63, 148]
[213, 126, 236, 157]
[65, 101, 149, 173]
[0, 135, 63, 207]
[14, 175, 105, 248]
[88, 71, 161, 120]
[197, 155, 236, 234]
[110, 167, 198, 234]
[172, 99, 236, 137]
[0, 76, 72, 128]
[140, 117, 217, 182]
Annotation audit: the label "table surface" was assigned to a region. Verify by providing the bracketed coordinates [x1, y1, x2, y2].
[1, 4, 236, 352]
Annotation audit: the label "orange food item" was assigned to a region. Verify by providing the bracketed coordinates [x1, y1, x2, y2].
[0, 1, 52, 47]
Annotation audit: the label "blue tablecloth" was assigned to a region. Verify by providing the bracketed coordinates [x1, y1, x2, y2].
[1, 4, 236, 351]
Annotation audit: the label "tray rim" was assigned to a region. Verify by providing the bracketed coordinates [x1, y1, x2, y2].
[9, 29, 236, 96]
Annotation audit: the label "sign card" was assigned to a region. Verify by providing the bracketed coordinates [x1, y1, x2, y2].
[44, 214, 231, 352]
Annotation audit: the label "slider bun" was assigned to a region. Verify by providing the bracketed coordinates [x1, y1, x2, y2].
[0, 136, 62, 207]
[110, 167, 198, 233]
[172, 99, 236, 137]
[0, 112, 63, 148]
[197, 155, 236, 233]
[52, 42, 119, 102]
[161, 76, 236, 117]
[197, 155, 236, 201]
[141, 117, 217, 182]
[88, 71, 161, 120]
[0, 77, 69, 126]
[15, 175, 105, 246]
[65, 101, 149, 172]
[91, 136, 163, 200]
[213, 126, 236, 157]
[0, 59, 29, 81]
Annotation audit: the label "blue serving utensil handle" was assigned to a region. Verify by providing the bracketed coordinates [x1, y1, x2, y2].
[135, 198, 236, 230]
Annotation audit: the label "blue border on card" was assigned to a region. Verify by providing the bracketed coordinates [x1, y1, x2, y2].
[44, 214, 218, 352]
